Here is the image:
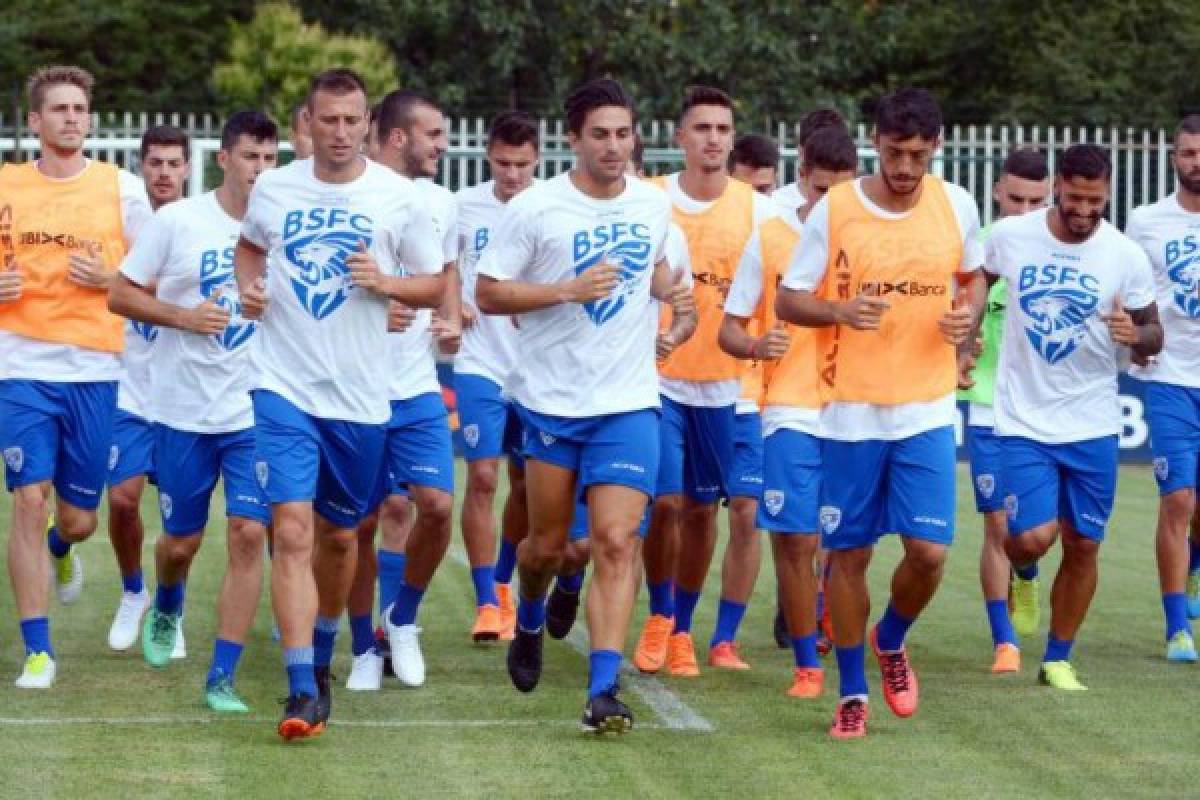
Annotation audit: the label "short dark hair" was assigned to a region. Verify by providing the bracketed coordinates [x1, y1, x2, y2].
[803, 127, 857, 173]
[874, 88, 942, 141]
[487, 110, 539, 151]
[681, 85, 733, 122]
[1001, 147, 1048, 182]
[729, 134, 779, 171]
[1176, 114, 1200, 144]
[798, 108, 848, 147]
[1057, 144, 1111, 181]
[220, 110, 278, 152]
[377, 89, 441, 141]
[306, 67, 367, 109]
[140, 125, 189, 161]
[563, 78, 636, 136]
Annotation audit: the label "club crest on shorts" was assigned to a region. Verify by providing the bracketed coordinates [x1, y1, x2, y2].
[160, 492, 174, 520]
[539, 431, 556, 447]
[819, 505, 841, 535]
[3, 446, 23, 473]
[975, 473, 996, 500]
[1154, 456, 1169, 482]
[255, 460, 269, 490]
[108, 445, 120, 473]
[1004, 493, 1019, 520]
[462, 423, 480, 449]
[763, 489, 785, 517]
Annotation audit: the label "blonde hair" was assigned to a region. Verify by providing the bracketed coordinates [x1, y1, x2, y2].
[27, 65, 94, 112]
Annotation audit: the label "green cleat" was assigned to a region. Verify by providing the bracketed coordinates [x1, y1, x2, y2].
[142, 607, 180, 668]
[1166, 630, 1198, 663]
[1010, 576, 1040, 637]
[205, 675, 250, 713]
[1186, 570, 1200, 619]
[1038, 660, 1087, 691]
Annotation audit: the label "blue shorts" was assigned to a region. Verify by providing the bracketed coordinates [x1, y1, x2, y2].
[155, 425, 270, 535]
[517, 405, 660, 500]
[454, 372, 524, 467]
[1002, 435, 1118, 542]
[368, 392, 455, 511]
[0, 379, 117, 511]
[108, 409, 156, 486]
[1145, 381, 1200, 496]
[818, 426, 957, 550]
[966, 425, 1005, 513]
[758, 429, 821, 534]
[656, 395, 735, 503]
[251, 390, 387, 529]
[728, 412, 765, 499]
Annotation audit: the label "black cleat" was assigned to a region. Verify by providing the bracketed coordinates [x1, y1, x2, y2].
[773, 606, 789, 649]
[546, 585, 581, 640]
[507, 627, 543, 693]
[278, 693, 324, 741]
[581, 688, 634, 735]
[314, 666, 332, 725]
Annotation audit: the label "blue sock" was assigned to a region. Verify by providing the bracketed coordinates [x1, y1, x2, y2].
[1162, 593, 1191, 639]
[556, 569, 585, 594]
[472, 565, 500, 607]
[349, 613, 376, 657]
[710, 598, 747, 647]
[835, 644, 868, 698]
[494, 539, 518, 585]
[1043, 634, 1073, 663]
[313, 615, 339, 668]
[985, 599, 1017, 647]
[206, 638, 243, 686]
[816, 589, 826, 628]
[46, 526, 70, 558]
[122, 569, 144, 595]
[673, 589, 701, 634]
[377, 549, 407, 615]
[1013, 562, 1039, 581]
[284, 646, 317, 697]
[19, 617, 52, 657]
[155, 581, 184, 615]
[517, 592, 546, 632]
[875, 603, 914, 652]
[388, 583, 426, 627]
[791, 634, 820, 669]
[1190, 540, 1200, 573]
[648, 580, 675, 617]
[587, 649, 622, 699]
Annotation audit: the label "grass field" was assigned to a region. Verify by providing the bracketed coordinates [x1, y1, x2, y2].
[0, 463, 1192, 798]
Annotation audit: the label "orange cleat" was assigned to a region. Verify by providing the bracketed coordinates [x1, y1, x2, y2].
[666, 632, 700, 677]
[786, 667, 824, 698]
[990, 642, 1020, 674]
[471, 603, 504, 643]
[707, 641, 751, 670]
[633, 614, 674, 673]
[496, 583, 516, 641]
[829, 697, 868, 739]
[870, 626, 919, 718]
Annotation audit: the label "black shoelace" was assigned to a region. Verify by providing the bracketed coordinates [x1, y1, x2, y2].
[880, 651, 910, 693]
[837, 699, 866, 728]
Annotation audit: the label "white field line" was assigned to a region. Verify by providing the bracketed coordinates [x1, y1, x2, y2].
[0, 715, 665, 729]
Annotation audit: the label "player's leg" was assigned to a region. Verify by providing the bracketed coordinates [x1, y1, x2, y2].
[495, 456, 527, 639]
[545, 496, 596, 640]
[106, 410, 156, 649]
[967, 425, 1020, 671]
[1190, 508, 1200, 617]
[344, 506, 382, 691]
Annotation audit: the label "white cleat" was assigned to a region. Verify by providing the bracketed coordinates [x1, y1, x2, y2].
[385, 617, 426, 687]
[15, 652, 56, 689]
[171, 621, 186, 660]
[108, 589, 150, 650]
[52, 550, 84, 605]
[346, 650, 384, 691]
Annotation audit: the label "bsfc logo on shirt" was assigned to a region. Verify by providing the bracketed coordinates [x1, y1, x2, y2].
[282, 208, 374, 321]
[572, 222, 653, 326]
[1163, 235, 1200, 318]
[1017, 264, 1100, 365]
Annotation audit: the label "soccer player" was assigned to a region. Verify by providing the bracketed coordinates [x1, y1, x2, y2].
[989, 143, 1161, 689]
[960, 147, 1051, 673]
[108, 111, 279, 711]
[455, 110, 540, 642]
[634, 85, 777, 676]
[1126, 115, 1200, 661]
[729, 134, 780, 195]
[476, 77, 695, 732]
[776, 88, 985, 738]
[0, 65, 152, 688]
[721, 125, 858, 699]
[290, 105, 313, 160]
[105, 124, 192, 654]
[772, 108, 850, 215]
[234, 68, 444, 739]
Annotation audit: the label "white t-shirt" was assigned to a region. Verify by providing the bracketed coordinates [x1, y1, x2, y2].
[771, 182, 807, 216]
[987, 209, 1156, 443]
[241, 159, 443, 424]
[385, 178, 455, 401]
[476, 171, 670, 417]
[0, 164, 152, 382]
[782, 177, 985, 441]
[120, 191, 257, 433]
[1126, 193, 1200, 388]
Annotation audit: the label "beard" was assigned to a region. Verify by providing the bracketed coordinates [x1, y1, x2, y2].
[1177, 167, 1200, 195]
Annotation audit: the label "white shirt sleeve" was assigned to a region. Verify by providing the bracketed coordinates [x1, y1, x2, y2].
[118, 209, 173, 288]
[983, 218, 1011, 279]
[724, 228, 764, 317]
[396, 203, 445, 276]
[1121, 242, 1157, 311]
[664, 223, 693, 287]
[240, 180, 272, 250]
[750, 192, 781, 226]
[118, 169, 153, 247]
[1124, 206, 1152, 258]
[781, 196, 830, 291]
[947, 184, 984, 271]
[476, 196, 538, 282]
[440, 200, 459, 265]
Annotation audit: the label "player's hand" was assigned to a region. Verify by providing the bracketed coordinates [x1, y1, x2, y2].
[241, 276, 267, 320]
[665, 276, 696, 321]
[754, 321, 791, 360]
[833, 290, 890, 330]
[184, 287, 232, 335]
[562, 258, 620, 304]
[460, 303, 477, 330]
[656, 330, 678, 361]
[0, 264, 22, 303]
[938, 287, 975, 346]
[1102, 297, 1137, 345]
[347, 239, 384, 293]
[956, 350, 977, 390]
[387, 301, 416, 333]
[431, 312, 462, 354]
[67, 241, 110, 289]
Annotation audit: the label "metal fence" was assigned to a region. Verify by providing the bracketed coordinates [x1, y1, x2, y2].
[0, 113, 1182, 227]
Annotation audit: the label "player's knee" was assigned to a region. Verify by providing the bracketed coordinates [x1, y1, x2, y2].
[1004, 532, 1045, 565]
[775, 534, 818, 564]
[563, 538, 592, 572]
[903, 540, 946, 576]
[107, 483, 141, 518]
[162, 533, 201, 567]
[467, 462, 500, 496]
[523, 534, 565, 574]
[1162, 489, 1196, 526]
[57, 506, 98, 541]
[228, 518, 266, 562]
[381, 494, 412, 525]
[416, 489, 453, 530]
[1060, 528, 1101, 562]
[271, 515, 311, 558]
[829, 547, 871, 576]
[591, 529, 636, 567]
[12, 485, 50, 524]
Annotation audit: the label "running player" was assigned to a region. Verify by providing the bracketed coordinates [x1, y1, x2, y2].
[108, 111, 278, 711]
[729, 134, 780, 194]
[476, 78, 694, 732]
[455, 110, 540, 642]
[0, 65, 152, 688]
[777, 88, 986, 738]
[960, 147, 1050, 673]
[634, 85, 777, 676]
[105, 124, 192, 654]
[989, 143, 1161, 689]
[721, 126, 857, 699]
[772, 108, 849, 215]
[234, 68, 444, 739]
[1126, 115, 1200, 661]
